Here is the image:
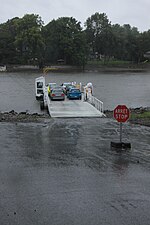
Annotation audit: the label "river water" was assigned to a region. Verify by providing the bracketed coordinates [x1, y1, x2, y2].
[0, 71, 150, 112]
[0, 71, 150, 225]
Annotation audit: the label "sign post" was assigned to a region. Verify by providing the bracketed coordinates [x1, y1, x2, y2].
[111, 105, 131, 149]
[120, 122, 122, 143]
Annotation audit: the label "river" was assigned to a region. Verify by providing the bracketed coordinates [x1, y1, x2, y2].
[0, 70, 150, 112]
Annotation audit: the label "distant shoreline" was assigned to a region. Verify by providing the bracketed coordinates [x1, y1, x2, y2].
[3, 64, 150, 73]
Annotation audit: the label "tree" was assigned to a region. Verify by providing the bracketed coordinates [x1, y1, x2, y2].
[0, 12, 149, 66]
[43, 17, 88, 66]
[111, 24, 140, 62]
[84, 12, 115, 62]
[0, 17, 19, 64]
[137, 30, 150, 62]
[15, 14, 45, 66]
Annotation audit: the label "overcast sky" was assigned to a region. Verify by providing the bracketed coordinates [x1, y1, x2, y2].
[1, 0, 150, 32]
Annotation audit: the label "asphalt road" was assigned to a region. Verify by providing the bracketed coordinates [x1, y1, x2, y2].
[0, 117, 150, 225]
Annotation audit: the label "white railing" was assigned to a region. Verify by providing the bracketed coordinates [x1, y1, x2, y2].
[88, 95, 104, 113]
[83, 86, 104, 113]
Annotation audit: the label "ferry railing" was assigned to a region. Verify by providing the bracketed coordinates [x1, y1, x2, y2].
[83, 87, 104, 113]
[88, 95, 104, 113]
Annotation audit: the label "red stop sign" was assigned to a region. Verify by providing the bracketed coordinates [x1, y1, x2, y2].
[114, 105, 130, 123]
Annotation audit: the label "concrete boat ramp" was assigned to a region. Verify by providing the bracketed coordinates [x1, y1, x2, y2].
[47, 96, 104, 118]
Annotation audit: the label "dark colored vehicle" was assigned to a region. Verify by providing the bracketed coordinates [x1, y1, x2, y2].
[61, 82, 72, 94]
[65, 85, 76, 95]
[50, 88, 65, 101]
[67, 88, 82, 100]
[61, 82, 72, 89]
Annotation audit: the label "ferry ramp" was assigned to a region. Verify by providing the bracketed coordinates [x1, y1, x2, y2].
[35, 76, 104, 118]
[46, 94, 104, 118]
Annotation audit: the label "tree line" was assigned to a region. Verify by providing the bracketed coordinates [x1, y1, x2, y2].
[0, 13, 150, 68]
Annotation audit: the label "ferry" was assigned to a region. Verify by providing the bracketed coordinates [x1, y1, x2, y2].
[35, 76, 104, 118]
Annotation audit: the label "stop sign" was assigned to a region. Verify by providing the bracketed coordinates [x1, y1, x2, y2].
[114, 105, 130, 123]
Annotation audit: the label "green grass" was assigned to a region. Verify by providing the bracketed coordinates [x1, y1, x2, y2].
[87, 59, 132, 67]
[87, 59, 150, 67]
[130, 111, 150, 119]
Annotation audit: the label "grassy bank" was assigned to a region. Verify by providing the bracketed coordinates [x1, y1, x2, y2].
[104, 107, 150, 127]
[86, 59, 150, 67]
[85, 60, 150, 72]
[6, 59, 150, 73]
[129, 108, 150, 126]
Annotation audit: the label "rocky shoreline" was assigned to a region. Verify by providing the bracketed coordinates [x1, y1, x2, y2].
[0, 110, 50, 123]
[0, 108, 150, 126]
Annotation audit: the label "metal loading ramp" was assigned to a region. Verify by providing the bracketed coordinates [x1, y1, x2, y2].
[47, 96, 104, 118]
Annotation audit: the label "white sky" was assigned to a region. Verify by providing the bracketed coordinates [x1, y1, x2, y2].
[0, 0, 150, 32]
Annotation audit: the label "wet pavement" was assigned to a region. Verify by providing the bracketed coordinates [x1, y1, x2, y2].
[0, 118, 150, 225]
